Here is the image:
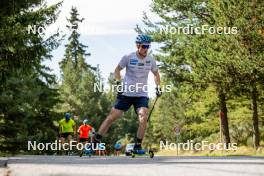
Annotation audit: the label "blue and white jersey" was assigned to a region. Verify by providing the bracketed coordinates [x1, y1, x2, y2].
[118, 52, 158, 97]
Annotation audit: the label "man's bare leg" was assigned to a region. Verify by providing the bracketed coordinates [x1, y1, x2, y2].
[95, 108, 123, 139]
[60, 137, 65, 144]
[58, 136, 65, 155]
[67, 134, 72, 143]
[135, 107, 149, 148]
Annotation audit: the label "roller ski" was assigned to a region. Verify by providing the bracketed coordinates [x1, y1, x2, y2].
[131, 143, 154, 158]
[79, 134, 104, 157]
[79, 144, 93, 157]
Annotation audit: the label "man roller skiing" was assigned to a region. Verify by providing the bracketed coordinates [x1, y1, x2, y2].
[94, 34, 162, 151]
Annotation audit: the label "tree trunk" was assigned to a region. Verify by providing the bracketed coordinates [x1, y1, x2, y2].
[251, 84, 259, 148]
[218, 88, 231, 147]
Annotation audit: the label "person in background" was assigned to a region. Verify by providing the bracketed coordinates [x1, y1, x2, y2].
[59, 113, 76, 144]
[78, 119, 94, 143]
[114, 141, 122, 156]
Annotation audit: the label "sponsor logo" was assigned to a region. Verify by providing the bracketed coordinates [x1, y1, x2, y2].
[130, 59, 138, 65]
[145, 60, 151, 66]
[138, 63, 144, 66]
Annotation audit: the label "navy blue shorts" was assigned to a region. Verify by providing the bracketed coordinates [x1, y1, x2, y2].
[114, 95, 149, 112]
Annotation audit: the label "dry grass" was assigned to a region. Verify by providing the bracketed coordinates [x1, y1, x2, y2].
[156, 146, 264, 156]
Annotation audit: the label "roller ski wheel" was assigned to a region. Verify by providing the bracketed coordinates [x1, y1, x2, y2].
[130, 149, 154, 158]
[80, 146, 93, 157]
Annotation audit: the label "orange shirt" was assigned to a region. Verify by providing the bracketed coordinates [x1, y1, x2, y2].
[78, 124, 92, 138]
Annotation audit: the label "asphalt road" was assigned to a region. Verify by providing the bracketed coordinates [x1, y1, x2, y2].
[1, 155, 264, 176]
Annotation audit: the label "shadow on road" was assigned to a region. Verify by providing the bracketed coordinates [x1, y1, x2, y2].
[4, 156, 264, 166]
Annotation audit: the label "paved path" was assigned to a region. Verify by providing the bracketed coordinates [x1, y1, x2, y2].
[1, 156, 264, 176]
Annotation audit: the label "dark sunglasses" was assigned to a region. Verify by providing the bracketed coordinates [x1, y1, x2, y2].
[141, 44, 151, 49]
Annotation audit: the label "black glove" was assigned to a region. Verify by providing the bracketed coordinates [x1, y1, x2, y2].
[155, 86, 162, 97]
[115, 80, 121, 85]
[115, 80, 123, 95]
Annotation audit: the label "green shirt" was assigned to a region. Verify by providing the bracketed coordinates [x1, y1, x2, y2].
[59, 119, 75, 133]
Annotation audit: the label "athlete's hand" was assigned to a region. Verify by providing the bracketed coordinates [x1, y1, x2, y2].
[155, 86, 162, 97]
[115, 80, 123, 95]
[115, 80, 121, 85]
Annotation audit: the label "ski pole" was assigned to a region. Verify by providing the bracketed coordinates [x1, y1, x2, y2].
[147, 96, 159, 122]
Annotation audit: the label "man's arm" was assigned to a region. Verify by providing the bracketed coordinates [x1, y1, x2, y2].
[74, 124, 77, 136]
[115, 55, 128, 81]
[72, 121, 77, 136]
[77, 126, 81, 133]
[152, 70, 162, 97]
[91, 127, 95, 133]
[152, 70, 161, 86]
[59, 124, 62, 134]
[114, 65, 123, 81]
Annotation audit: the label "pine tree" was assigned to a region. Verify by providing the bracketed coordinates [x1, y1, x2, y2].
[58, 7, 102, 125]
[60, 7, 91, 69]
[0, 0, 62, 153]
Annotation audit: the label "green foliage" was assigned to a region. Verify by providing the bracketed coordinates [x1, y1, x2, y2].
[1, 0, 264, 155]
[0, 0, 62, 154]
[57, 7, 103, 124]
[141, 0, 264, 148]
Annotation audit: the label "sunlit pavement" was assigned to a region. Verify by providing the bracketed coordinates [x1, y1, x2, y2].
[1, 156, 264, 176]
